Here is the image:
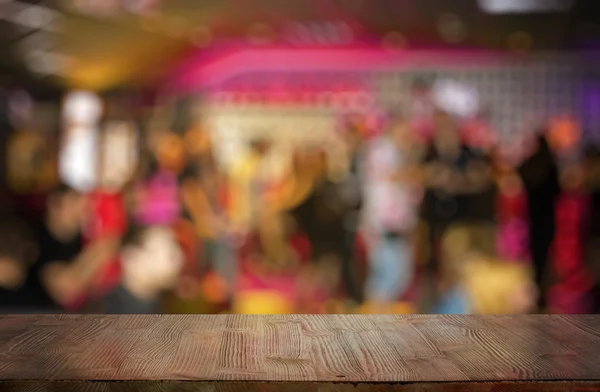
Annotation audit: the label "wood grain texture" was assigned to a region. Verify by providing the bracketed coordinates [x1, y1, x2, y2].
[2, 381, 600, 392]
[0, 315, 599, 390]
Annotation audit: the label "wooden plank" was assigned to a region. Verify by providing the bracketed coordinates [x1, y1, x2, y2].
[2, 381, 600, 392]
[0, 315, 599, 390]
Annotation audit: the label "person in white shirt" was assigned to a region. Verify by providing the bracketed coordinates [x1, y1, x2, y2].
[362, 115, 422, 306]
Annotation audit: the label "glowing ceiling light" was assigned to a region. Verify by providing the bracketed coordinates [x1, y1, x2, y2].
[63, 90, 103, 125]
[60, 91, 103, 192]
[478, 0, 574, 14]
[26, 50, 72, 75]
[1, 2, 59, 29]
[12, 4, 60, 30]
[433, 79, 480, 118]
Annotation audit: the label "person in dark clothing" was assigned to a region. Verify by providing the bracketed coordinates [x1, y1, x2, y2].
[260, 147, 357, 301]
[582, 146, 600, 313]
[422, 113, 494, 266]
[0, 184, 118, 313]
[420, 111, 493, 311]
[422, 146, 493, 225]
[337, 125, 365, 303]
[517, 133, 560, 311]
[0, 216, 36, 295]
[103, 225, 184, 314]
[290, 150, 346, 264]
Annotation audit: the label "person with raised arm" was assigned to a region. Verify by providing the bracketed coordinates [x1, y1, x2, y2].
[0, 184, 118, 313]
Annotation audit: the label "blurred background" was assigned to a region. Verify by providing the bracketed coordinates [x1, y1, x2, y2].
[1, 0, 600, 315]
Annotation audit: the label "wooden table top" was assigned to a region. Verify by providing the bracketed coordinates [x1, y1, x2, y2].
[0, 314, 600, 391]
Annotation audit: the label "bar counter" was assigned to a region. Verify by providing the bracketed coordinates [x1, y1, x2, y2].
[0, 314, 599, 391]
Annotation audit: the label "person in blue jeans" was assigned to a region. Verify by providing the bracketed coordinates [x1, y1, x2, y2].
[365, 233, 414, 304]
[362, 115, 422, 305]
[432, 285, 470, 314]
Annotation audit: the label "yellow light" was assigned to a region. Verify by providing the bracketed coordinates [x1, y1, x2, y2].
[233, 290, 293, 314]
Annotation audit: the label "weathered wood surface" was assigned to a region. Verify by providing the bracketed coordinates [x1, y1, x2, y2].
[1, 382, 600, 392]
[0, 315, 599, 391]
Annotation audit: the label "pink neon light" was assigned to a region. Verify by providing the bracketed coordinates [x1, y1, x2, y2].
[166, 48, 511, 94]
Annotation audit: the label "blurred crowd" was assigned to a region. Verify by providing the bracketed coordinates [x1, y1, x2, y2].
[0, 85, 599, 315]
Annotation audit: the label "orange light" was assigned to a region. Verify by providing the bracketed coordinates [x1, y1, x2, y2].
[547, 114, 580, 152]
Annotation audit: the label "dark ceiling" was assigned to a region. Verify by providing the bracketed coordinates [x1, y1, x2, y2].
[0, 0, 62, 98]
[1, 0, 599, 93]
